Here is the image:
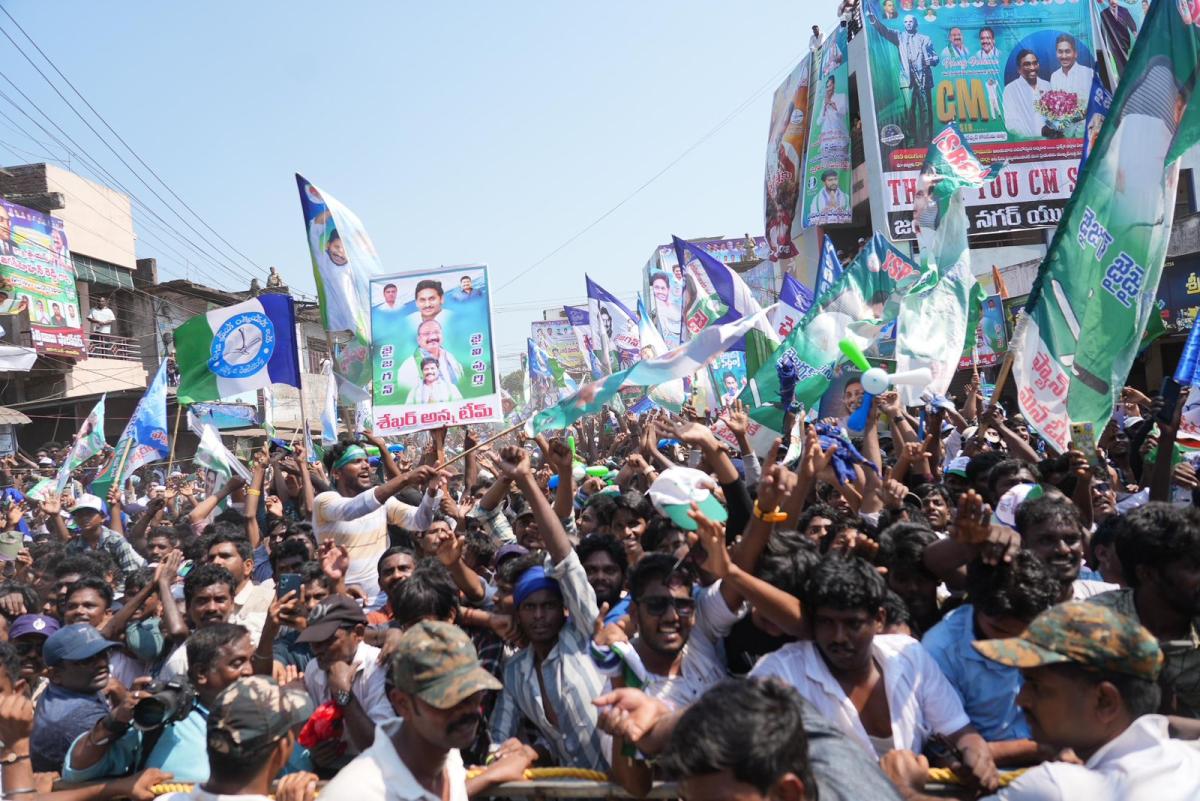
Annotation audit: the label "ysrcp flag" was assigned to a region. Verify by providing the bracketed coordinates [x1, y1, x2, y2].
[296, 175, 379, 395]
[1014, 1, 1200, 453]
[174, 294, 302, 405]
[637, 298, 685, 411]
[586, 276, 639, 373]
[674, 236, 779, 377]
[100, 361, 170, 494]
[743, 233, 929, 433]
[529, 306, 774, 435]
[895, 124, 1001, 403]
[527, 337, 559, 411]
[189, 412, 252, 492]
[814, 234, 843, 301]
[321, 359, 338, 446]
[770, 273, 814, 340]
[57, 394, 106, 492]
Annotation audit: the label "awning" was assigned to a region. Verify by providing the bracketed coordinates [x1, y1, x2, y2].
[71, 253, 135, 291]
[0, 406, 31, 425]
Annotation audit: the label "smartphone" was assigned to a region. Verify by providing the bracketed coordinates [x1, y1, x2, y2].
[1070, 421, 1102, 469]
[277, 572, 302, 599]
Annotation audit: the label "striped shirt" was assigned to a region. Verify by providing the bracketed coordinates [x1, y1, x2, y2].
[313, 488, 436, 603]
[488, 549, 610, 772]
[65, 527, 145, 580]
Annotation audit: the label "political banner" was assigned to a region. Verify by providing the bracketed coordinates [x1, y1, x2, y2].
[862, 0, 1095, 239]
[187, 402, 260, 431]
[710, 351, 749, 408]
[959, 293, 1010, 369]
[1012, 0, 1200, 453]
[531, 319, 585, 373]
[1079, 75, 1113, 172]
[764, 54, 814, 261]
[770, 273, 814, 340]
[803, 27, 853, 227]
[563, 304, 603, 379]
[0, 198, 84, 357]
[370, 265, 501, 434]
[1096, 0, 1150, 79]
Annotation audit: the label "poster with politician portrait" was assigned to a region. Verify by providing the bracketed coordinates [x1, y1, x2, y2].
[370, 265, 502, 434]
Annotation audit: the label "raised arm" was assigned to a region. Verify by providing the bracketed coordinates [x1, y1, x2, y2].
[496, 446, 574, 564]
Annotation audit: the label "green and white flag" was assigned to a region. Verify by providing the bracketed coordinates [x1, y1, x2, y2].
[895, 124, 1004, 405]
[174, 294, 302, 405]
[56, 394, 106, 492]
[742, 233, 929, 433]
[1012, 2, 1200, 453]
[189, 412, 252, 490]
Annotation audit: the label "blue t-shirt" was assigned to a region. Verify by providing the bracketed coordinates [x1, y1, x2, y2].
[921, 604, 1031, 741]
[31, 683, 109, 773]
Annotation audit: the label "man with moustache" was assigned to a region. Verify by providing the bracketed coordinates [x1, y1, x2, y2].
[320, 621, 536, 801]
[397, 318, 465, 396]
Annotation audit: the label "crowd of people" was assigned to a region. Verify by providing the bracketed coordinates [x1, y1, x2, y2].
[0, 377, 1198, 801]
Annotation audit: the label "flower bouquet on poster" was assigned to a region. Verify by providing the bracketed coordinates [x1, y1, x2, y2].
[370, 265, 502, 434]
[1034, 89, 1086, 135]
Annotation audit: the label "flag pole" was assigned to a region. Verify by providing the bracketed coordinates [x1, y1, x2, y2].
[166, 401, 184, 475]
[324, 331, 355, 433]
[435, 419, 525, 470]
[110, 437, 134, 496]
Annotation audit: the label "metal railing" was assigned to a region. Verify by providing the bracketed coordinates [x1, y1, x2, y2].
[86, 332, 141, 361]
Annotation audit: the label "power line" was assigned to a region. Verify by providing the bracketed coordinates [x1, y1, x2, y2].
[0, 6, 265, 276]
[0, 19, 265, 285]
[492, 47, 805, 294]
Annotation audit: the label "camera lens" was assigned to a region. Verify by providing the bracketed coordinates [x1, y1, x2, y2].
[133, 696, 170, 730]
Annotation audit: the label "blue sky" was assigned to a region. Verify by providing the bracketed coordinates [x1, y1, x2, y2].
[0, 2, 837, 371]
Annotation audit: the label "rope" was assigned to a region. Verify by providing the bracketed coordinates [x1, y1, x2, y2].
[151, 784, 197, 795]
[927, 767, 1028, 787]
[463, 767, 608, 781]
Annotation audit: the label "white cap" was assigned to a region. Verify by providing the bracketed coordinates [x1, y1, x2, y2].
[647, 467, 727, 531]
[72, 494, 105, 513]
[992, 483, 1043, 529]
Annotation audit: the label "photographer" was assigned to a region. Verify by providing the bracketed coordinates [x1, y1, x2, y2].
[62, 623, 257, 783]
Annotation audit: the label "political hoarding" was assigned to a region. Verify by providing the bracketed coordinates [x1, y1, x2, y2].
[0, 198, 84, 357]
[531, 319, 585, 374]
[861, 0, 1095, 240]
[958, 293, 1010, 369]
[764, 54, 814, 261]
[370, 265, 502, 434]
[803, 27, 853, 227]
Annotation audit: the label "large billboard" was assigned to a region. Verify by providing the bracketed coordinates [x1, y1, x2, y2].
[0, 198, 84, 357]
[370, 265, 501, 434]
[530, 318, 584, 373]
[861, 0, 1094, 239]
[764, 55, 814, 261]
[802, 27, 853, 227]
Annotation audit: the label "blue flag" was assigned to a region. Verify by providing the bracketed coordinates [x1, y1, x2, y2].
[813, 234, 843, 301]
[92, 362, 169, 496]
[586, 276, 640, 373]
[1079, 75, 1113, 174]
[564, 304, 603, 379]
[780, 274, 814, 315]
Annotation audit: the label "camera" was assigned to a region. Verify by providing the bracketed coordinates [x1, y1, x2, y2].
[133, 680, 196, 731]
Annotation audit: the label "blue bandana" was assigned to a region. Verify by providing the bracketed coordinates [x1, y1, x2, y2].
[514, 566, 562, 608]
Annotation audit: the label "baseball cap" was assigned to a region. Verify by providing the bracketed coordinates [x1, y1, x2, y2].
[72, 494, 105, 514]
[207, 676, 314, 759]
[9, 614, 60, 640]
[648, 467, 728, 531]
[296, 594, 367, 643]
[973, 602, 1163, 681]
[493, 543, 529, 571]
[389, 621, 502, 709]
[36, 457, 53, 467]
[43, 622, 120, 666]
[946, 456, 970, 478]
[992, 483, 1044, 529]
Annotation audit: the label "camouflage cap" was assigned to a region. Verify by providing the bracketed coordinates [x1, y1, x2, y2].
[389, 620, 502, 710]
[207, 676, 314, 759]
[973, 601, 1164, 681]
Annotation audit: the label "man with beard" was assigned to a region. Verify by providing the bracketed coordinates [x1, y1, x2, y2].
[1014, 496, 1116, 601]
[750, 556, 998, 793]
[321, 622, 534, 801]
[313, 441, 440, 606]
[577, 534, 630, 624]
[1090, 503, 1200, 717]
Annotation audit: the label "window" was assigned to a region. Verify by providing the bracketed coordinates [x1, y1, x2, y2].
[306, 337, 329, 374]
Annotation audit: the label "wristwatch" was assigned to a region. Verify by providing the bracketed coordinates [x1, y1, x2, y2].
[332, 688, 352, 708]
[0, 750, 30, 765]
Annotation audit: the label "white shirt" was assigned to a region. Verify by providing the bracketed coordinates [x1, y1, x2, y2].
[313, 488, 436, 603]
[87, 306, 115, 334]
[231, 581, 274, 645]
[320, 718, 468, 801]
[1049, 63, 1093, 102]
[1003, 77, 1050, 138]
[621, 582, 745, 710]
[1072, 578, 1119, 600]
[981, 715, 1200, 800]
[750, 634, 970, 757]
[303, 641, 394, 755]
[158, 791, 270, 801]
